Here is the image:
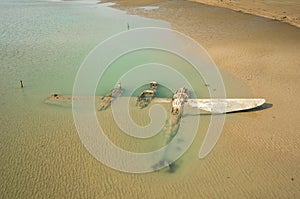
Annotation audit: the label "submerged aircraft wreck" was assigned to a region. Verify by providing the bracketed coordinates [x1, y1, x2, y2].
[45, 81, 265, 114]
[98, 82, 122, 111]
[44, 81, 266, 172]
[135, 81, 265, 116]
[136, 81, 158, 109]
[137, 82, 265, 172]
[44, 82, 122, 108]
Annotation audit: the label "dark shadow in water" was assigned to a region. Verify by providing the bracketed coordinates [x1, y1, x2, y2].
[167, 162, 180, 173]
[151, 159, 181, 173]
[151, 103, 273, 173]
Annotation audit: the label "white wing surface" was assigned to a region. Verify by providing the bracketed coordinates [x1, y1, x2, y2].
[187, 98, 265, 113]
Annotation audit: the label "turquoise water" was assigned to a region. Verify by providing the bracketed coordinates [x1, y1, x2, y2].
[0, 0, 249, 197]
[0, 1, 178, 197]
[0, 0, 169, 107]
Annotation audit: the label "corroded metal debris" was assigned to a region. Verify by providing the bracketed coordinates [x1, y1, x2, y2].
[44, 81, 265, 114]
[136, 81, 158, 109]
[99, 82, 122, 111]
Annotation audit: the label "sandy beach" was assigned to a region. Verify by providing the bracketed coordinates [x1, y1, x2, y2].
[101, 0, 300, 27]
[191, 0, 300, 28]
[1, 0, 299, 198]
[99, 0, 300, 197]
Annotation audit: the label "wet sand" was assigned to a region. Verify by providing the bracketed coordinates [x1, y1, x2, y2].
[101, 0, 300, 27]
[190, 0, 300, 28]
[2, 0, 299, 198]
[100, 0, 300, 197]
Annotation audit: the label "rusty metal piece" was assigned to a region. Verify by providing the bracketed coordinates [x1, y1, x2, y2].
[99, 82, 122, 111]
[136, 81, 158, 108]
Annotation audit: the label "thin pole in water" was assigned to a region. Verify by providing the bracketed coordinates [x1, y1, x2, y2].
[20, 80, 23, 88]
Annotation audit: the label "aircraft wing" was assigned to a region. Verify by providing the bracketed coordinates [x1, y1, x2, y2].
[152, 98, 172, 103]
[186, 98, 265, 113]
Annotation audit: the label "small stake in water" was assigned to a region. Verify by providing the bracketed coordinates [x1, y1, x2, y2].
[20, 80, 23, 88]
[127, 23, 130, 30]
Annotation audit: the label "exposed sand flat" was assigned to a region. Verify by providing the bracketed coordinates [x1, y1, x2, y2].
[190, 0, 300, 28]
[2, 0, 298, 198]
[102, 0, 300, 27]
[99, 0, 166, 7]
[99, 0, 300, 197]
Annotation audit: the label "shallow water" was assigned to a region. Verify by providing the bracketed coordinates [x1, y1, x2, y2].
[0, 0, 250, 197]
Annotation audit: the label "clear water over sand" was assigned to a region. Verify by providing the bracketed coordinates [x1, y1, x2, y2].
[0, 0, 250, 197]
